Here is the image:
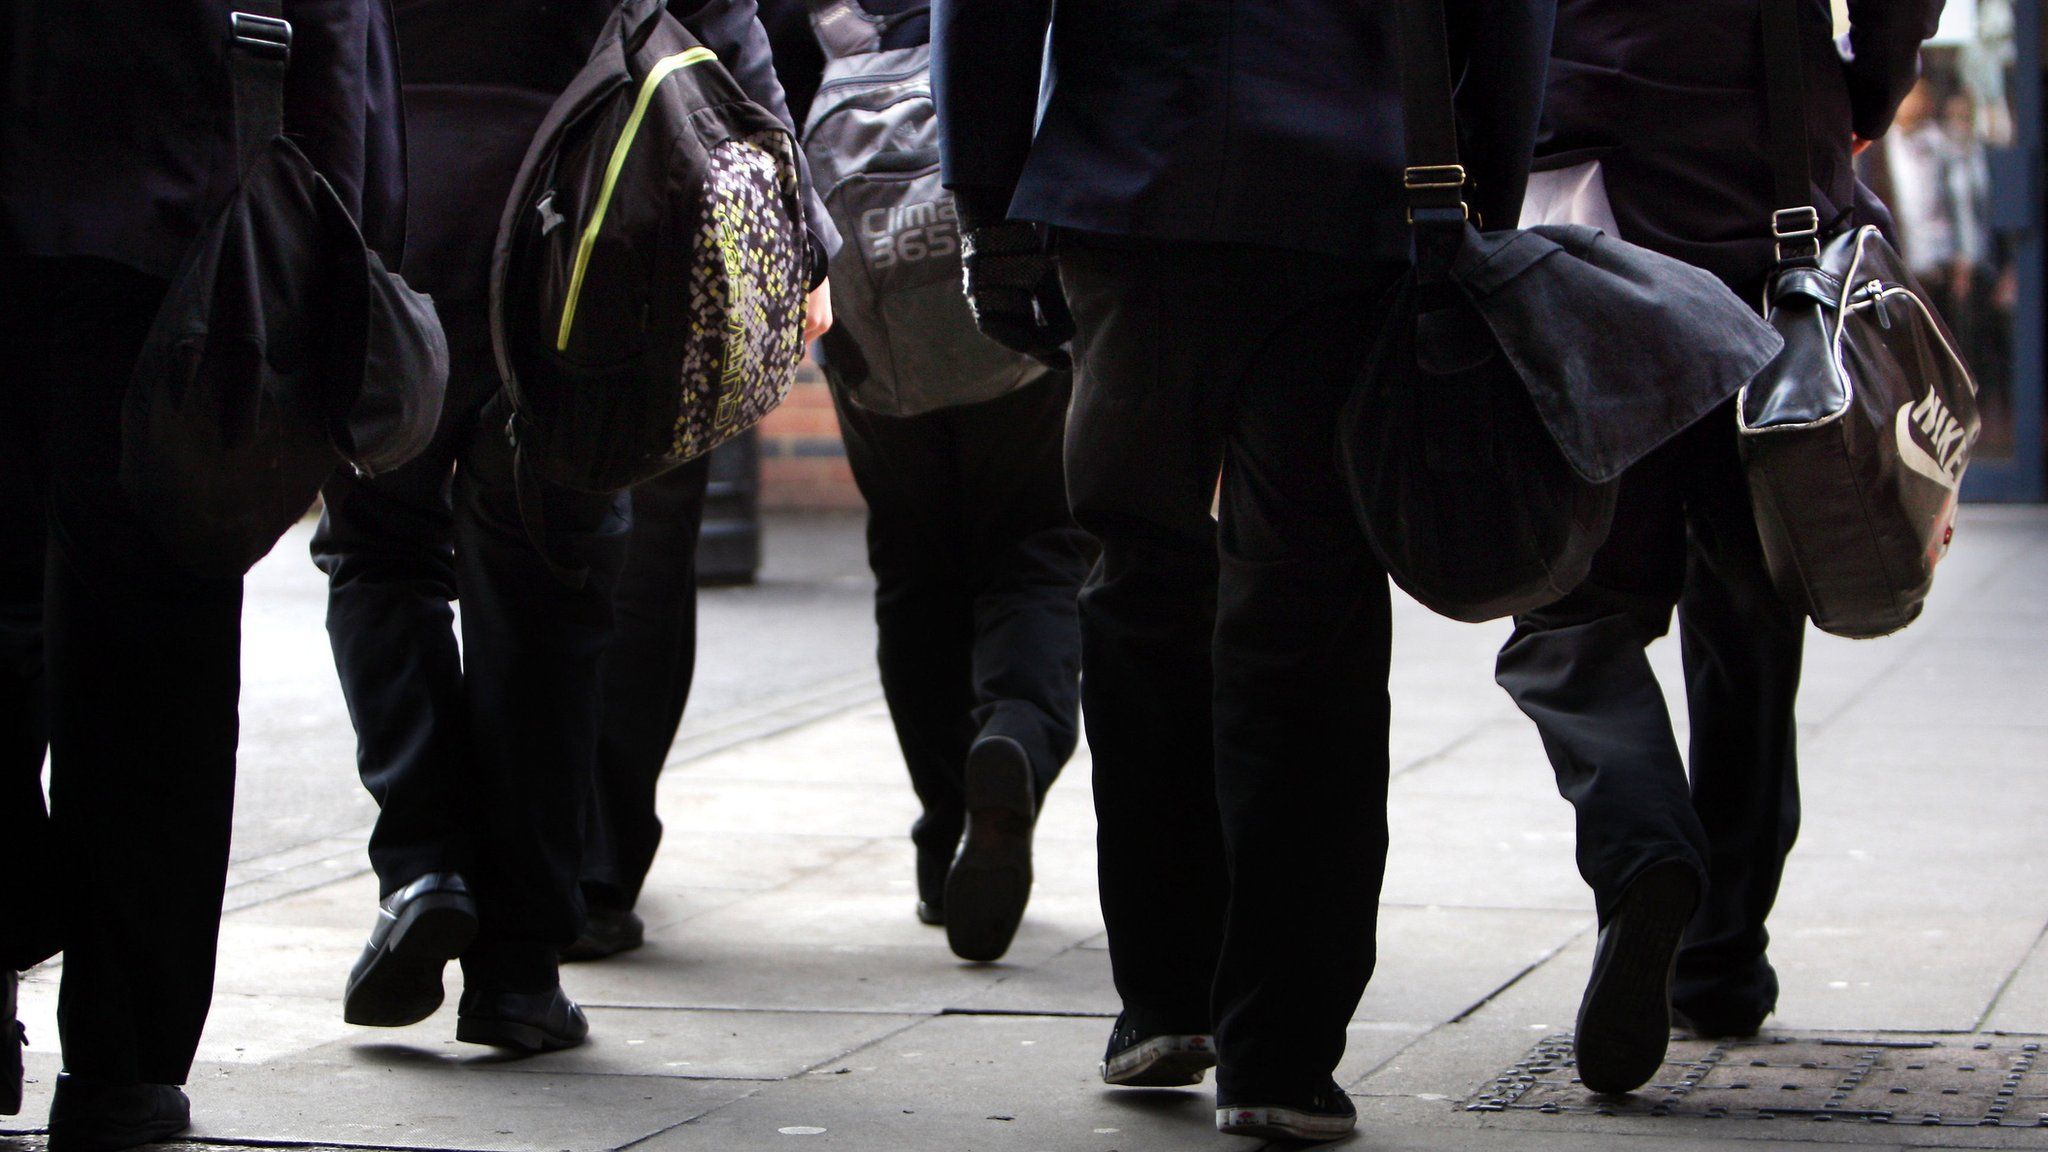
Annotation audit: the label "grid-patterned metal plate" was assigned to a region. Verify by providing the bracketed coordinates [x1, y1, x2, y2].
[1469, 1033, 2048, 1128]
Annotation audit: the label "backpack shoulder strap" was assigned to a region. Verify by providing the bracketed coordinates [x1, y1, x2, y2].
[227, 1, 290, 173]
[810, 0, 885, 59]
[1397, 0, 1468, 284]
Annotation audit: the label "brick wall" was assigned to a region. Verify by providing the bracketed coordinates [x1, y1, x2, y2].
[758, 360, 863, 511]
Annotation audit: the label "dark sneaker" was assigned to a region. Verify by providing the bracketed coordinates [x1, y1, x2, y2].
[3, 969, 21, 1116]
[914, 899, 945, 927]
[1099, 1014, 1215, 1087]
[1574, 860, 1702, 1094]
[455, 984, 590, 1054]
[943, 735, 1036, 963]
[343, 872, 479, 1027]
[47, 1075, 190, 1152]
[562, 907, 645, 962]
[1216, 1080, 1356, 1141]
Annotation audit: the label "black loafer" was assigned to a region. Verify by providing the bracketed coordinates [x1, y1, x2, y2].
[3, 969, 22, 1116]
[562, 907, 645, 963]
[1099, 1013, 1215, 1087]
[47, 1074, 190, 1152]
[1574, 860, 1702, 1094]
[1216, 1079, 1356, 1141]
[455, 984, 590, 1054]
[914, 899, 945, 927]
[343, 872, 478, 1027]
[943, 735, 1036, 963]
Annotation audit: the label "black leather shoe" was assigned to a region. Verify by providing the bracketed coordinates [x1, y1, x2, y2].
[1216, 1079, 1356, 1141]
[1575, 860, 1702, 1094]
[343, 872, 478, 1027]
[943, 735, 1036, 963]
[3, 969, 22, 1116]
[455, 984, 589, 1054]
[562, 907, 645, 962]
[1099, 1013, 1215, 1087]
[47, 1075, 190, 1152]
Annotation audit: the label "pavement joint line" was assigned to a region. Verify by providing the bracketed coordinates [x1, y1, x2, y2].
[1978, 915, 2048, 1033]
[1390, 721, 1502, 781]
[1447, 921, 1595, 1026]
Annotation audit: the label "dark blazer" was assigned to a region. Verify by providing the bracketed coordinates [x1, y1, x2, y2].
[933, 0, 1555, 260]
[1, 0, 406, 278]
[1539, 0, 1943, 287]
[395, 0, 835, 304]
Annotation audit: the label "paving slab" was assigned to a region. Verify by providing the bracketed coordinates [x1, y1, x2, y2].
[295, 1007, 923, 1083]
[629, 1013, 1243, 1152]
[1984, 930, 2048, 1034]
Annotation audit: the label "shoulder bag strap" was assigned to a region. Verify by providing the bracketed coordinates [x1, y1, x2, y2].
[1398, 0, 1470, 285]
[809, 0, 885, 60]
[1760, 0, 1822, 264]
[227, 1, 291, 175]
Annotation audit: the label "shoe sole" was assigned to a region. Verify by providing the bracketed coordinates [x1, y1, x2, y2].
[48, 1114, 191, 1152]
[1215, 1104, 1356, 1141]
[1101, 1034, 1216, 1087]
[1574, 861, 1700, 1095]
[343, 893, 478, 1027]
[454, 1015, 588, 1054]
[944, 738, 1035, 963]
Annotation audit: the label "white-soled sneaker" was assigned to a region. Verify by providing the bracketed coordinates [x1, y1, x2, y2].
[1099, 1013, 1216, 1087]
[1216, 1080, 1357, 1141]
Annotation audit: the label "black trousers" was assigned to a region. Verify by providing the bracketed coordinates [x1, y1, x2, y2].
[581, 457, 712, 913]
[1057, 233, 1405, 1098]
[1495, 402, 1805, 1022]
[829, 372, 1092, 905]
[0, 256, 242, 1085]
[312, 287, 629, 990]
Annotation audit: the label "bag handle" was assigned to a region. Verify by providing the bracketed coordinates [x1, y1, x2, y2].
[1396, 0, 1471, 285]
[809, 0, 886, 59]
[1760, 0, 1822, 265]
[227, 1, 290, 175]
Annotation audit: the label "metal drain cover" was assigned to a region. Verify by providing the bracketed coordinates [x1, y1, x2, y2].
[1470, 1033, 2048, 1128]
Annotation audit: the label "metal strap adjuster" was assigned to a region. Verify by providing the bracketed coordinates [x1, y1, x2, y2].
[231, 12, 293, 60]
[1772, 205, 1820, 261]
[1404, 164, 1469, 223]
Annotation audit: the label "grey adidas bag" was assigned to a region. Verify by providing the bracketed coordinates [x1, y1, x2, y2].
[800, 0, 1043, 416]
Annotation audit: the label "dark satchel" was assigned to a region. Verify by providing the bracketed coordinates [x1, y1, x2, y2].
[799, 0, 1045, 415]
[120, 5, 448, 579]
[1737, 0, 1979, 638]
[491, 0, 811, 498]
[1341, 0, 1785, 622]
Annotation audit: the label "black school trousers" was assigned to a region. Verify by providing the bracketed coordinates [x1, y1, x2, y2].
[580, 456, 712, 913]
[0, 256, 242, 1085]
[311, 283, 629, 989]
[1056, 232, 1406, 1099]
[1495, 400, 1805, 1022]
[829, 371, 1093, 902]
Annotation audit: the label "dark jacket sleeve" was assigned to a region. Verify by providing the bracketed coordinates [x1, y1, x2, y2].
[672, 0, 842, 273]
[1446, 0, 1555, 232]
[1842, 0, 1946, 140]
[931, 0, 1053, 226]
[278, 0, 406, 265]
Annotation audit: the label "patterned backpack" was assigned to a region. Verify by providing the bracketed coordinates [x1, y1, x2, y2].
[491, 0, 810, 499]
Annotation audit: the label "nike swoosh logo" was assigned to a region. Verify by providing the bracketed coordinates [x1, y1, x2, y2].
[1895, 402, 1961, 490]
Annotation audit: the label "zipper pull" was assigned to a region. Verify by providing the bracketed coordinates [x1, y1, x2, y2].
[1866, 280, 1892, 330]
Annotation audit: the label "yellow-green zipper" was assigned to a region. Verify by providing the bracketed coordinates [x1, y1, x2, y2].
[556, 46, 718, 351]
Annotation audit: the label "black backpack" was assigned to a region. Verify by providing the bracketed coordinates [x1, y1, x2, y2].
[121, 3, 449, 578]
[492, 0, 811, 497]
[800, 0, 1045, 415]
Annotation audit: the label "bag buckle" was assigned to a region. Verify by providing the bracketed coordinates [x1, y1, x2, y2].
[1404, 164, 1469, 224]
[230, 12, 293, 60]
[1772, 206, 1820, 262]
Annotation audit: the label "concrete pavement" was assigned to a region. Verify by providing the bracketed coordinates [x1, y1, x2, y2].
[7, 508, 2048, 1151]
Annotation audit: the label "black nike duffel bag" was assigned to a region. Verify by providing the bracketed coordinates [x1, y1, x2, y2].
[1735, 0, 1980, 639]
